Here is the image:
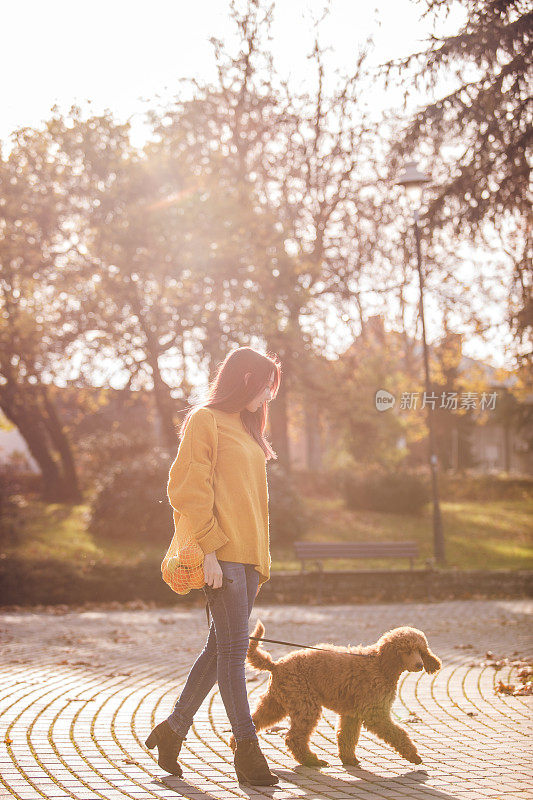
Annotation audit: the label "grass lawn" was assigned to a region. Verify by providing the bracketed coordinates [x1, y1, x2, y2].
[272, 496, 533, 572]
[3, 502, 164, 565]
[5, 495, 533, 572]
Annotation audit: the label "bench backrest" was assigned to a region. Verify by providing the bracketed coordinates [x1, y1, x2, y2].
[294, 541, 419, 558]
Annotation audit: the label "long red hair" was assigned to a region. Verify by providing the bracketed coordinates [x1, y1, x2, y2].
[177, 346, 282, 460]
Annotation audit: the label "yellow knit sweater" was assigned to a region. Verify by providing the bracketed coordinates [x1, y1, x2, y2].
[167, 406, 271, 587]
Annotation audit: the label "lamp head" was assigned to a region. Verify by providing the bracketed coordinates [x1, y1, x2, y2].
[395, 160, 431, 210]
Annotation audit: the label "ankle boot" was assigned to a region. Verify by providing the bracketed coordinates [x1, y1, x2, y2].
[234, 737, 279, 785]
[145, 720, 184, 776]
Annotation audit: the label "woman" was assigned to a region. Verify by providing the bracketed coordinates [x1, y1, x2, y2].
[145, 346, 282, 786]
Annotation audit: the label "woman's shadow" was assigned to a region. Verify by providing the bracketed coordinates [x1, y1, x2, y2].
[152, 763, 460, 799]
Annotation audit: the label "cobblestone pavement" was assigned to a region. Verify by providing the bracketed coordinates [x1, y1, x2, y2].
[0, 599, 532, 800]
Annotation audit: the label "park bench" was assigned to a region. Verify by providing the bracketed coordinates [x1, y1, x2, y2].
[294, 541, 420, 573]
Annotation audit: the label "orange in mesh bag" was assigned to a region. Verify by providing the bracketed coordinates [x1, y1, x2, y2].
[161, 531, 205, 595]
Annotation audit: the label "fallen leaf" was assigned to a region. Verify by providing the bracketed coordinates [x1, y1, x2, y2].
[496, 680, 515, 695]
[518, 667, 533, 683]
[513, 682, 533, 696]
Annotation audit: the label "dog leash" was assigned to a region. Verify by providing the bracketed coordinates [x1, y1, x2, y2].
[203, 579, 368, 656]
[247, 635, 369, 655]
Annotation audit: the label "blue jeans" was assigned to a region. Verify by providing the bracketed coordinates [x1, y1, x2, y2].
[166, 561, 261, 742]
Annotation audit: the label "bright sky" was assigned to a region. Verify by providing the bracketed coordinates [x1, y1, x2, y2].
[2, 0, 516, 373]
[1, 0, 467, 144]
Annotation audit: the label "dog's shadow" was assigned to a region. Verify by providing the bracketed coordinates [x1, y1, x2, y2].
[154, 766, 458, 799]
[271, 766, 458, 799]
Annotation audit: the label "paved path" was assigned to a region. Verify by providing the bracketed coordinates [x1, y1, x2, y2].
[0, 599, 532, 800]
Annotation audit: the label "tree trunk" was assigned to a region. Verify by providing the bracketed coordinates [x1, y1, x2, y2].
[503, 423, 511, 473]
[0, 383, 68, 502]
[40, 386, 83, 502]
[267, 342, 291, 471]
[130, 286, 177, 450]
[147, 350, 177, 450]
[304, 396, 322, 471]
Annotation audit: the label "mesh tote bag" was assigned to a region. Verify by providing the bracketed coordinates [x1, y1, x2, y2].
[161, 535, 206, 595]
[161, 411, 219, 595]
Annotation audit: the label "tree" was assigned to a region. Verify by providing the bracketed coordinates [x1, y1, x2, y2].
[0, 120, 91, 502]
[380, 0, 532, 364]
[382, 0, 531, 232]
[151, 0, 397, 467]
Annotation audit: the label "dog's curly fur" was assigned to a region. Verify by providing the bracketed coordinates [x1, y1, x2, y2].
[230, 620, 441, 767]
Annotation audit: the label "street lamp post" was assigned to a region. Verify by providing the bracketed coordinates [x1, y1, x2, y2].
[395, 160, 446, 566]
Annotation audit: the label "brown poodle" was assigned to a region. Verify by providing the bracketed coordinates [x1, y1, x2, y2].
[230, 620, 441, 767]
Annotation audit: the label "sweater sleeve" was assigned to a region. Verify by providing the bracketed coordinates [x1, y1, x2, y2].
[167, 408, 230, 555]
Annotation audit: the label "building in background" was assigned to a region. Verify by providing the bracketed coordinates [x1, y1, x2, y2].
[288, 316, 533, 474]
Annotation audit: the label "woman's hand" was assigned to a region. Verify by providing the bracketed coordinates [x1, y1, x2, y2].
[204, 551, 223, 588]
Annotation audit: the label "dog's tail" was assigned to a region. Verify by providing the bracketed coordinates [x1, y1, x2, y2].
[246, 619, 275, 672]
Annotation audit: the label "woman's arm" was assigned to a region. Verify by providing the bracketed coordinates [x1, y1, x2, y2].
[167, 408, 229, 557]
